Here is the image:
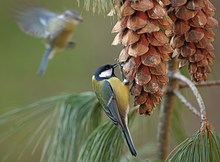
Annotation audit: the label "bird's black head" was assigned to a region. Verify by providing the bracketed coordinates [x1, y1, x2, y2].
[93, 64, 117, 81]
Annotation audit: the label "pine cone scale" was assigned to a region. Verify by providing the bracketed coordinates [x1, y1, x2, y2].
[170, 0, 218, 82]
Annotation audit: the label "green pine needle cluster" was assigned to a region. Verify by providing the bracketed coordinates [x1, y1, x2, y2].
[0, 94, 72, 161]
[0, 92, 102, 162]
[78, 112, 136, 162]
[40, 92, 102, 162]
[166, 125, 220, 162]
[77, 0, 115, 14]
[78, 120, 123, 162]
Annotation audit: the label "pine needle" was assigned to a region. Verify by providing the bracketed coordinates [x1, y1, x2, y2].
[166, 125, 220, 162]
[77, 120, 123, 162]
[78, 112, 136, 162]
[77, 0, 115, 14]
[39, 92, 102, 162]
[0, 92, 102, 162]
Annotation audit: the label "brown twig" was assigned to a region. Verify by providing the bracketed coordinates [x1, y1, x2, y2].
[173, 89, 200, 117]
[179, 80, 220, 89]
[157, 57, 179, 160]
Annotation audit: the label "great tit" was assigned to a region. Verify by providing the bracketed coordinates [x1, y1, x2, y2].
[92, 64, 137, 156]
[17, 7, 82, 76]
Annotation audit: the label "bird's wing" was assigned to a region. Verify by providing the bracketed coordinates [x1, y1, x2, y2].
[98, 80, 124, 126]
[16, 7, 57, 38]
[46, 17, 67, 40]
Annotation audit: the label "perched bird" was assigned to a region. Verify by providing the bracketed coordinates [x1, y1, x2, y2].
[16, 7, 82, 76]
[92, 64, 137, 156]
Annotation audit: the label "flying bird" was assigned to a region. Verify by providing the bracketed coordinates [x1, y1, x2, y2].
[17, 7, 82, 75]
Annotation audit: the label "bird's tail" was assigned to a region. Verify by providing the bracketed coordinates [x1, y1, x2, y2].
[38, 47, 54, 76]
[122, 125, 137, 156]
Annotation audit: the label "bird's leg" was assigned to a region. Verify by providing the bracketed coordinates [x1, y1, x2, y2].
[66, 41, 75, 49]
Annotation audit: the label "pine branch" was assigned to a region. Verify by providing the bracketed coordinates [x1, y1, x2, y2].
[173, 89, 200, 117]
[179, 80, 220, 89]
[171, 72, 207, 130]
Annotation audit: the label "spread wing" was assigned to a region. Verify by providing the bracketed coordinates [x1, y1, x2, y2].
[95, 80, 123, 126]
[16, 7, 57, 38]
[46, 17, 67, 41]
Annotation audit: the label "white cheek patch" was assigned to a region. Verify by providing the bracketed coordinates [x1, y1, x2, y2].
[99, 69, 112, 78]
[58, 15, 65, 19]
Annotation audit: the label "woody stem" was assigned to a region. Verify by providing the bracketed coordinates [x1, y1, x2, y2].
[172, 72, 207, 130]
[157, 57, 179, 160]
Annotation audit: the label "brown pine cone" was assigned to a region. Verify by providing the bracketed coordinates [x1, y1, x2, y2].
[169, 0, 218, 83]
[112, 0, 173, 115]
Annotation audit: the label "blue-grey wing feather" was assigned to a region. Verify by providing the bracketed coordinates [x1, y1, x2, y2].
[101, 80, 123, 126]
[16, 7, 57, 38]
[46, 17, 67, 41]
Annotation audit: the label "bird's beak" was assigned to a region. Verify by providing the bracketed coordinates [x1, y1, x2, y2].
[76, 16, 83, 22]
[112, 63, 118, 68]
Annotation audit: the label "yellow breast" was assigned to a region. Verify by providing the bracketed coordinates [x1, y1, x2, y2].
[52, 22, 75, 48]
[108, 77, 130, 112]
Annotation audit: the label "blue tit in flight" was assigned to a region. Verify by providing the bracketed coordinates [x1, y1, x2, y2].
[92, 64, 137, 156]
[16, 7, 82, 76]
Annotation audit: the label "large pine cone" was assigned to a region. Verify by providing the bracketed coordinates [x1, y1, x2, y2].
[112, 0, 173, 115]
[169, 0, 218, 83]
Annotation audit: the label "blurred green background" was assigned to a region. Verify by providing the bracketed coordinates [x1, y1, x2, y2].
[0, 0, 220, 161]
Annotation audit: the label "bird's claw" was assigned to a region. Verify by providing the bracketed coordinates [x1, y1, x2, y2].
[67, 41, 75, 48]
[115, 59, 129, 85]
